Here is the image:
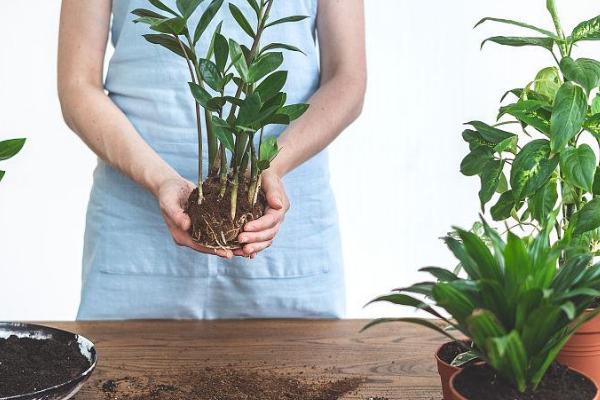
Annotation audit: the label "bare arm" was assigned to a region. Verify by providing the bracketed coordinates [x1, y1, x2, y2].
[58, 0, 232, 258]
[237, 0, 367, 255]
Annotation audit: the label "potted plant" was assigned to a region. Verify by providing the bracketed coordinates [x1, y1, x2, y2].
[364, 219, 600, 399]
[0, 137, 25, 183]
[459, 0, 600, 383]
[132, 0, 309, 249]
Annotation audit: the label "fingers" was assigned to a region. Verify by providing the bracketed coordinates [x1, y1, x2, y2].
[239, 224, 280, 244]
[244, 208, 282, 232]
[165, 215, 233, 259]
[242, 240, 273, 255]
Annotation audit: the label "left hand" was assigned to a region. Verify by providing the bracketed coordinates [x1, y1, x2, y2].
[234, 170, 290, 257]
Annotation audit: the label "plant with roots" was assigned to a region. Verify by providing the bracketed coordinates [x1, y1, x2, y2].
[132, 0, 309, 249]
[0, 138, 25, 184]
[461, 1, 600, 257]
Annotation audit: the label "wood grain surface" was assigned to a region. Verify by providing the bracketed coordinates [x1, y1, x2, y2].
[44, 320, 444, 400]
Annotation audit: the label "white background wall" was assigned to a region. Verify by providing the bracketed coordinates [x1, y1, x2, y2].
[1, 0, 599, 320]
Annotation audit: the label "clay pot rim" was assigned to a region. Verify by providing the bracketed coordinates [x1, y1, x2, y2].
[448, 363, 600, 400]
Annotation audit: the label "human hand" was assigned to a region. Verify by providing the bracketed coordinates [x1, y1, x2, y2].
[157, 177, 233, 259]
[234, 170, 290, 257]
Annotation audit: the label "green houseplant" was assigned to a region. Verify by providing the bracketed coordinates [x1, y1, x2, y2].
[460, 0, 600, 384]
[132, 0, 309, 249]
[0, 138, 25, 184]
[365, 219, 600, 399]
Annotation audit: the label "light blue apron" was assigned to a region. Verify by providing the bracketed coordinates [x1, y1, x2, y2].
[76, 0, 345, 319]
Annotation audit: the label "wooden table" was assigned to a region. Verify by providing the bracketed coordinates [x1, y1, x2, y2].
[46, 320, 443, 400]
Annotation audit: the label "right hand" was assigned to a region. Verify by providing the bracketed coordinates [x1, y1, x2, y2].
[156, 177, 233, 259]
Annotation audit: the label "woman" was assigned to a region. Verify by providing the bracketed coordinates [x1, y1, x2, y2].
[58, 0, 366, 320]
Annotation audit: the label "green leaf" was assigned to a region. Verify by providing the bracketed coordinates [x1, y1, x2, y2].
[278, 104, 309, 121]
[573, 198, 600, 235]
[198, 58, 222, 91]
[572, 15, 600, 43]
[176, 0, 204, 17]
[237, 92, 262, 127]
[260, 43, 306, 55]
[193, 0, 224, 44]
[534, 67, 561, 100]
[481, 36, 555, 51]
[228, 3, 255, 38]
[474, 17, 559, 39]
[451, 351, 480, 367]
[259, 136, 279, 163]
[432, 282, 476, 322]
[245, 0, 260, 17]
[0, 170, 5, 183]
[256, 71, 287, 101]
[466, 121, 514, 144]
[499, 100, 551, 135]
[550, 82, 588, 152]
[265, 15, 309, 28]
[360, 318, 459, 342]
[213, 124, 235, 151]
[584, 114, 600, 139]
[132, 8, 168, 19]
[593, 167, 600, 195]
[150, 17, 188, 35]
[592, 95, 600, 115]
[189, 82, 217, 110]
[0, 139, 26, 161]
[530, 180, 558, 223]
[560, 145, 596, 192]
[560, 57, 600, 94]
[148, 0, 179, 16]
[248, 52, 284, 83]
[479, 160, 504, 208]
[461, 147, 494, 177]
[419, 267, 459, 282]
[366, 293, 446, 320]
[143, 34, 195, 61]
[510, 139, 559, 200]
[229, 39, 249, 81]
[214, 33, 229, 72]
[491, 191, 518, 222]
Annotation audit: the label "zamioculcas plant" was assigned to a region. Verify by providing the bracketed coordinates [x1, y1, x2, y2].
[0, 138, 25, 184]
[364, 217, 600, 394]
[460, 0, 600, 255]
[132, 0, 309, 249]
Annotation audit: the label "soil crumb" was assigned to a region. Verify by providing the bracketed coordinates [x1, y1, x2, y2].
[0, 335, 90, 397]
[100, 367, 363, 400]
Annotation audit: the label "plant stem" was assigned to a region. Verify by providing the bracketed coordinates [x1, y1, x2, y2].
[174, 34, 203, 201]
[248, 137, 259, 204]
[219, 145, 228, 198]
[230, 170, 239, 221]
[546, 0, 568, 57]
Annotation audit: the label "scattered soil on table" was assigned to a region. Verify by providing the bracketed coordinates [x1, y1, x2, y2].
[437, 340, 471, 365]
[185, 177, 266, 250]
[100, 367, 363, 400]
[0, 335, 90, 397]
[453, 363, 597, 400]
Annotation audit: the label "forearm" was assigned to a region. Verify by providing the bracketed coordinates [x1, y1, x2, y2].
[271, 72, 365, 177]
[59, 83, 179, 196]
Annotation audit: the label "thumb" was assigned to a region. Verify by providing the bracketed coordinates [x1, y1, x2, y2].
[267, 189, 283, 210]
[163, 199, 191, 231]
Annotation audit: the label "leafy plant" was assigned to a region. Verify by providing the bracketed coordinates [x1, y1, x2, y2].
[132, 0, 309, 222]
[364, 218, 600, 393]
[0, 138, 25, 184]
[462, 1, 600, 253]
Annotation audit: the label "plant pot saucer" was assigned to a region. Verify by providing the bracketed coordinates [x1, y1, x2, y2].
[0, 322, 98, 400]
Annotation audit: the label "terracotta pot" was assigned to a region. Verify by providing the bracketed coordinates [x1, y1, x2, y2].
[558, 311, 600, 384]
[448, 364, 600, 400]
[435, 342, 462, 400]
